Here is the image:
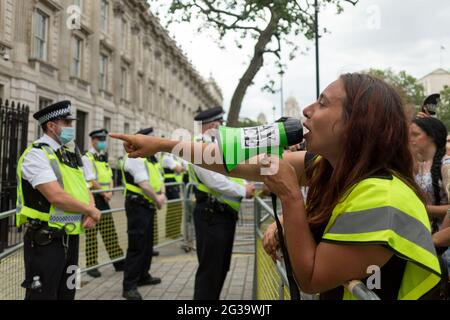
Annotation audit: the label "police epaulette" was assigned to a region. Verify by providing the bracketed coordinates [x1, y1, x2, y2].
[32, 142, 50, 149]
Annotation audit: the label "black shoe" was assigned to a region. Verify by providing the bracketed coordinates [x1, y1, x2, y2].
[152, 250, 159, 257]
[122, 288, 142, 300]
[138, 277, 161, 286]
[87, 268, 101, 278]
[113, 260, 125, 272]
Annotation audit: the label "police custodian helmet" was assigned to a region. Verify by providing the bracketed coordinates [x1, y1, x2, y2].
[33, 100, 77, 125]
[194, 107, 225, 124]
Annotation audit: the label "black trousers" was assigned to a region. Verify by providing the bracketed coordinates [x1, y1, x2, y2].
[193, 201, 237, 300]
[123, 197, 156, 291]
[85, 195, 124, 267]
[22, 231, 79, 300]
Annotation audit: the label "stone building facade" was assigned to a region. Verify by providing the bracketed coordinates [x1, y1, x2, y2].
[418, 68, 450, 96]
[0, 0, 223, 164]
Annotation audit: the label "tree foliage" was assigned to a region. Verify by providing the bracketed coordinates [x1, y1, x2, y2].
[366, 68, 426, 106]
[438, 85, 450, 130]
[153, 0, 359, 126]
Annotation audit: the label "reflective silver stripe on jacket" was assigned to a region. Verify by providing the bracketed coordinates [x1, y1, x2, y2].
[49, 214, 83, 224]
[327, 206, 436, 256]
[42, 145, 64, 215]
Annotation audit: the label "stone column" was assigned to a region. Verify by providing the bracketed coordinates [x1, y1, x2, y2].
[90, 0, 101, 97]
[112, 1, 125, 108]
[57, 0, 71, 83]
[13, 0, 33, 64]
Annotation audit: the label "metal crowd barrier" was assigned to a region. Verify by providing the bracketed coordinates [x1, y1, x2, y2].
[0, 182, 188, 300]
[1, 180, 380, 300]
[181, 182, 260, 255]
[253, 196, 380, 300]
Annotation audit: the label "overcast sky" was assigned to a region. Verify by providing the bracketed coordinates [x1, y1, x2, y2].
[150, 0, 450, 122]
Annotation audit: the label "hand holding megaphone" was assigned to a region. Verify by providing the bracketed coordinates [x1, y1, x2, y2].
[218, 117, 306, 173]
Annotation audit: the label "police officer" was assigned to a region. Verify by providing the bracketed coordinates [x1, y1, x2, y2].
[190, 107, 255, 300]
[160, 152, 184, 239]
[16, 100, 101, 300]
[82, 129, 124, 278]
[121, 127, 165, 300]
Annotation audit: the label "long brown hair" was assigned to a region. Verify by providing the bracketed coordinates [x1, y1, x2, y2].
[305, 73, 424, 233]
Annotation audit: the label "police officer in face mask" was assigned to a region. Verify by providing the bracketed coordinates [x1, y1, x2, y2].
[82, 129, 125, 278]
[16, 100, 101, 300]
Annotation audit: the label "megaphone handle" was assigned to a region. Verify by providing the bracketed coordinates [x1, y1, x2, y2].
[271, 193, 301, 300]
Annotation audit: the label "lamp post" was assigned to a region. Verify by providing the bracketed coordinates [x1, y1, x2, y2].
[315, 0, 320, 99]
[279, 69, 285, 117]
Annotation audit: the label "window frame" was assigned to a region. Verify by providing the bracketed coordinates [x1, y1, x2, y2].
[33, 10, 49, 60]
[100, 0, 109, 33]
[120, 67, 127, 100]
[99, 54, 108, 91]
[71, 36, 83, 78]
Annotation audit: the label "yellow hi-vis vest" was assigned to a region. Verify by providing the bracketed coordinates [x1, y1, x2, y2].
[160, 153, 183, 183]
[16, 143, 90, 235]
[321, 175, 442, 300]
[85, 151, 112, 190]
[187, 163, 245, 212]
[121, 155, 163, 204]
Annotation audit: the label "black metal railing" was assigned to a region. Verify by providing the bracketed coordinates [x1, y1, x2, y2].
[0, 99, 29, 253]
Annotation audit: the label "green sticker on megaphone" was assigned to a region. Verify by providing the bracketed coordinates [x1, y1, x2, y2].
[218, 122, 288, 172]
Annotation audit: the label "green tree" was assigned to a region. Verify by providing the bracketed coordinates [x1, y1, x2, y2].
[438, 85, 450, 130]
[153, 0, 358, 126]
[367, 68, 426, 106]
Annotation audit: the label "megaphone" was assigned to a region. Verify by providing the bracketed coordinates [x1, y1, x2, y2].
[218, 117, 305, 172]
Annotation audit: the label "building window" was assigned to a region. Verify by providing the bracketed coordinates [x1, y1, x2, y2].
[99, 54, 108, 90]
[76, 110, 88, 152]
[138, 78, 143, 108]
[33, 10, 48, 60]
[124, 122, 130, 134]
[120, 67, 127, 100]
[100, 0, 109, 33]
[121, 19, 128, 49]
[36, 97, 53, 138]
[71, 37, 82, 78]
[103, 116, 111, 133]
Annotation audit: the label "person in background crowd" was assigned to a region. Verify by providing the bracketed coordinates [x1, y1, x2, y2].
[82, 129, 124, 278]
[409, 117, 450, 232]
[121, 127, 165, 300]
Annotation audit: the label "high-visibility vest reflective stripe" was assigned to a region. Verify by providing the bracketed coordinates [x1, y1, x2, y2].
[16, 143, 90, 235]
[321, 175, 442, 300]
[121, 155, 163, 204]
[85, 152, 112, 190]
[160, 153, 183, 183]
[187, 163, 244, 212]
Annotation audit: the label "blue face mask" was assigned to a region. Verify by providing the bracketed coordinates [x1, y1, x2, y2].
[58, 126, 76, 145]
[96, 141, 107, 151]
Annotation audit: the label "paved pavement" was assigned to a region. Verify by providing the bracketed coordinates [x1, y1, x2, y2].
[76, 242, 255, 300]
